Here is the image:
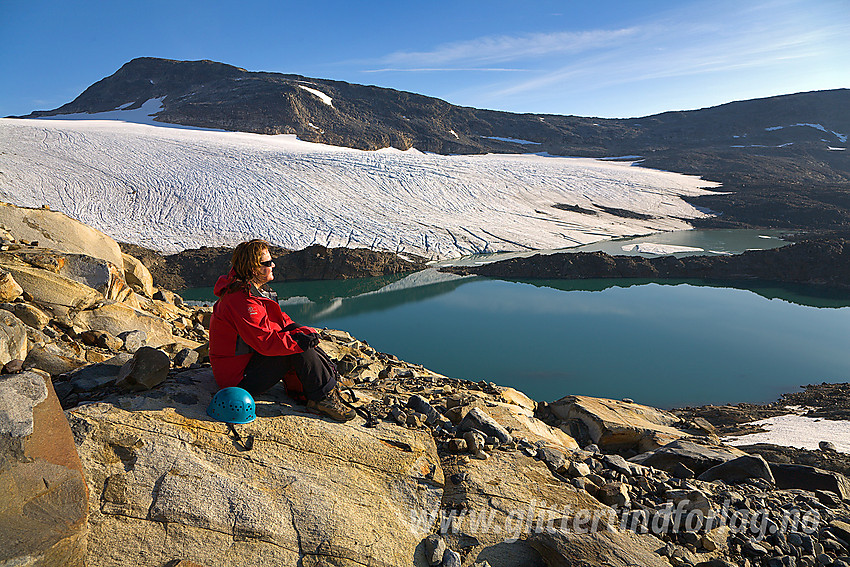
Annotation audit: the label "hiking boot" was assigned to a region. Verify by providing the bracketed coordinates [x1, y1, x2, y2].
[306, 388, 356, 422]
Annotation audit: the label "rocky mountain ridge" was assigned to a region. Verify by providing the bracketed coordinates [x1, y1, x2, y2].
[4, 201, 850, 567]
[17, 57, 850, 232]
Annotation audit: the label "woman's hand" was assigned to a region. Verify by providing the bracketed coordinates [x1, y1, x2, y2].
[291, 331, 319, 351]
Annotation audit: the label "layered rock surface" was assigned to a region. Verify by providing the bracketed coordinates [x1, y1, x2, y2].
[70, 367, 443, 567]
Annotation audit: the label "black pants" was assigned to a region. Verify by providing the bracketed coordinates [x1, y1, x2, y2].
[240, 348, 336, 401]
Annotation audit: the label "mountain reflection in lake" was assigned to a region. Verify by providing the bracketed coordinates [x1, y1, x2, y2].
[183, 269, 850, 408]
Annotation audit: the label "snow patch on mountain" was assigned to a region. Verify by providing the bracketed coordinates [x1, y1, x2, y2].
[297, 85, 333, 107]
[0, 117, 720, 258]
[763, 123, 847, 144]
[32, 97, 225, 132]
[480, 136, 541, 145]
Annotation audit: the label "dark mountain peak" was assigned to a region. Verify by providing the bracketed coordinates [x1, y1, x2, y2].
[26, 57, 252, 117]
[114, 57, 250, 83]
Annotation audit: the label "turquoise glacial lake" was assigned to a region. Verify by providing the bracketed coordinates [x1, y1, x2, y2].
[182, 231, 850, 408]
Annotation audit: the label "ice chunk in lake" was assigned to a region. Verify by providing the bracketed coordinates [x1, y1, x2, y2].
[621, 243, 704, 255]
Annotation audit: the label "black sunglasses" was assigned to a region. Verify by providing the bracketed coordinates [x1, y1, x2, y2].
[259, 259, 274, 267]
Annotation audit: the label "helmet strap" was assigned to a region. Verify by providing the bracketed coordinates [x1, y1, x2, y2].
[227, 422, 255, 451]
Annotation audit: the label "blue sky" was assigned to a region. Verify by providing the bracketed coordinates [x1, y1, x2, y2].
[1, 0, 848, 118]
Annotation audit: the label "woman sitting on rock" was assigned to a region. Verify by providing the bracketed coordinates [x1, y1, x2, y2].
[209, 239, 354, 422]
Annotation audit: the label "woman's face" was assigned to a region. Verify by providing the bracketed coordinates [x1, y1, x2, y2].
[253, 248, 275, 285]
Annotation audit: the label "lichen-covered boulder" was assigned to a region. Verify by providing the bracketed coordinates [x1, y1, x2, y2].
[72, 301, 173, 347]
[0, 370, 89, 566]
[629, 438, 746, 476]
[529, 528, 670, 567]
[549, 395, 688, 453]
[0, 253, 102, 310]
[69, 368, 443, 567]
[0, 301, 51, 330]
[114, 346, 171, 390]
[0, 201, 124, 268]
[0, 270, 23, 301]
[122, 252, 154, 297]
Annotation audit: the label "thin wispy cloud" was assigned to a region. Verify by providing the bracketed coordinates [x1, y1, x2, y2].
[363, 68, 529, 73]
[358, 0, 849, 116]
[369, 28, 638, 70]
[492, 15, 848, 99]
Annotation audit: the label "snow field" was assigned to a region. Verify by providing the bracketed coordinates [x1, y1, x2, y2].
[0, 117, 719, 257]
[724, 413, 850, 454]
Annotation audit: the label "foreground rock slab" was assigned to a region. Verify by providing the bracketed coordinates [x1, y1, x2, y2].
[69, 368, 443, 567]
[0, 371, 89, 566]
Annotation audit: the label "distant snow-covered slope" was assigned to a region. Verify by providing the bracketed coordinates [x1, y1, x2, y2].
[0, 117, 719, 258]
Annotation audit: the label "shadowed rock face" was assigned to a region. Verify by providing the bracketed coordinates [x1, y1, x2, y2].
[443, 236, 850, 289]
[119, 242, 426, 290]
[19, 57, 850, 232]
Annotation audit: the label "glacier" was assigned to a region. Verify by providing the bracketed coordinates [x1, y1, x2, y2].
[0, 116, 720, 258]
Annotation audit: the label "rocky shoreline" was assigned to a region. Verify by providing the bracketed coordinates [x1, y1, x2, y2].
[441, 234, 850, 290]
[4, 202, 850, 567]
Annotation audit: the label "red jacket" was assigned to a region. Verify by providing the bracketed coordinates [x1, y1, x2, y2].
[209, 270, 317, 388]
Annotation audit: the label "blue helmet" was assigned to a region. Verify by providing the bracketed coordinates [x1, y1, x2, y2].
[207, 387, 256, 424]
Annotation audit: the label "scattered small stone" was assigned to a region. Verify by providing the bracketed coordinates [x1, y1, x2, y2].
[458, 407, 512, 445]
[424, 534, 446, 566]
[118, 330, 146, 353]
[449, 473, 468, 485]
[671, 462, 695, 479]
[537, 446, 565, 469]
[568, 461, 591, 477]
[41, 326, 60, 339]
[441, 548, 461, 567]
[174, 348, 199, 368]
[463, 430, 484, 454]
[389, 406, 407, 425]
[407, 395, 440, 426]
[743, 540, 769, 556]
[79, 330, 123, 352]
[84, 350, 111, 364]
[447, 438, 467, 454]
[2, 359, 24, 374]
[406, 413, 424, 428]
[598, 482, 630, 507]
[115, 347, 171, 391]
